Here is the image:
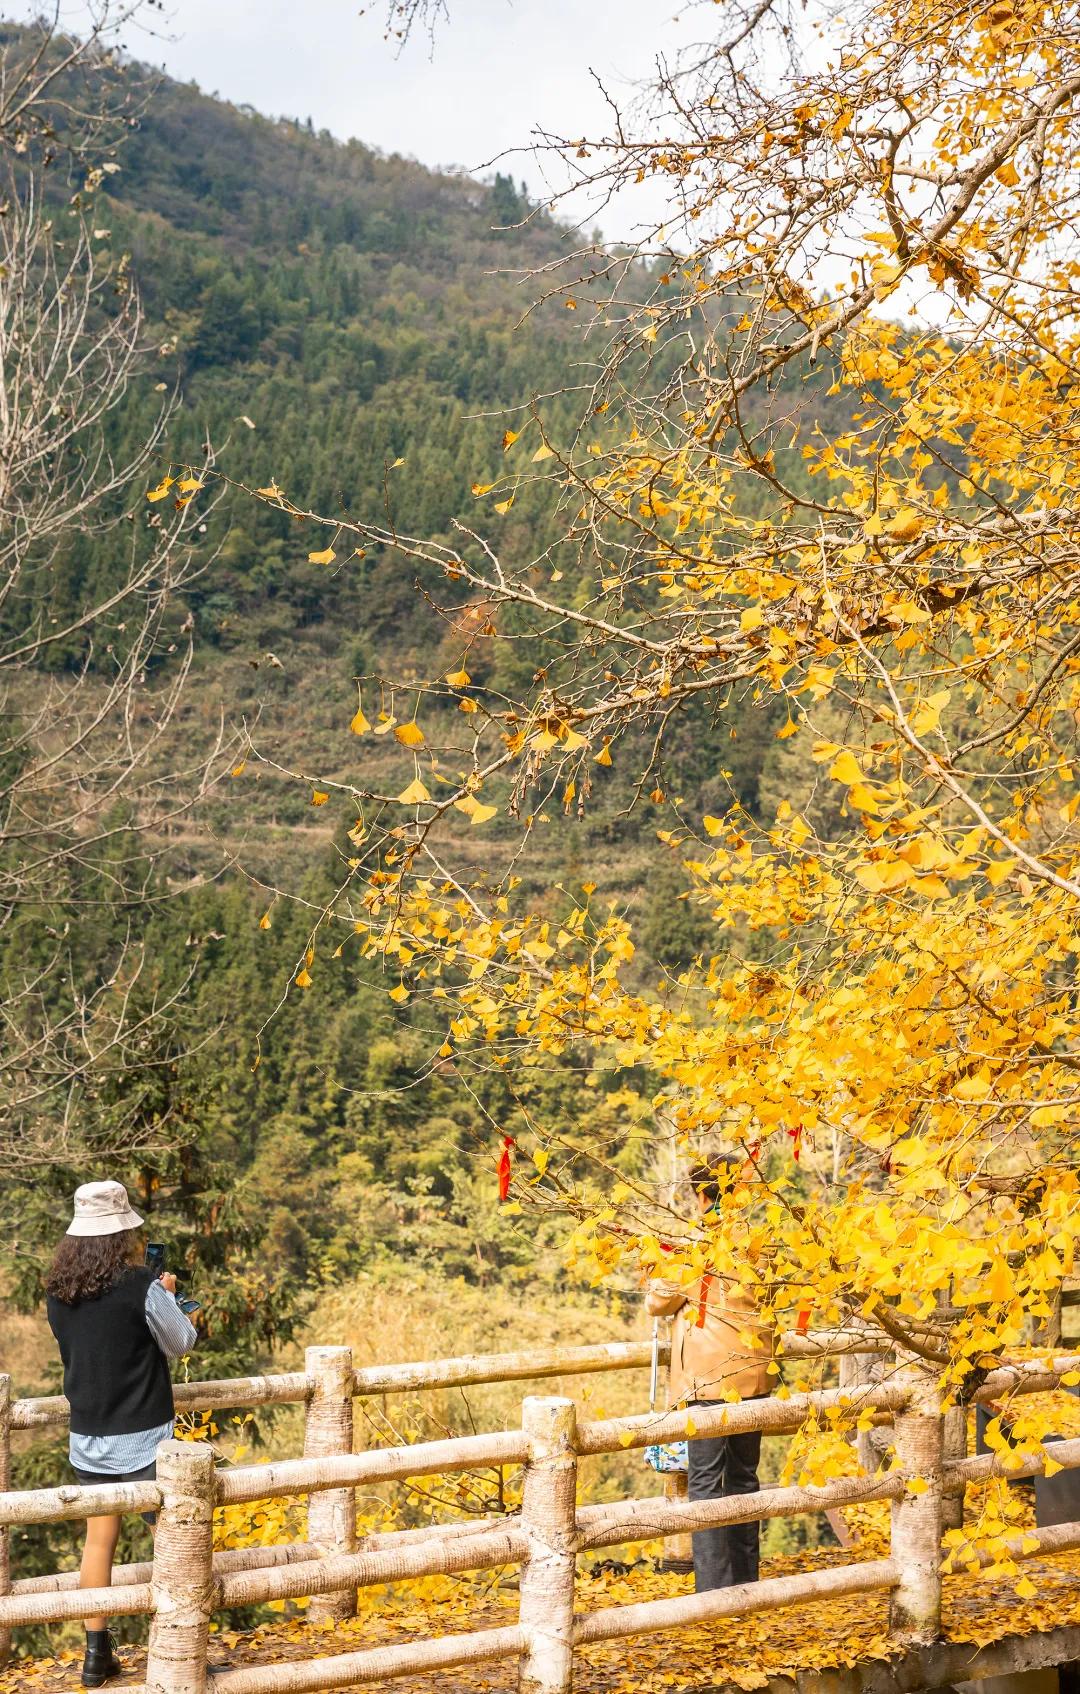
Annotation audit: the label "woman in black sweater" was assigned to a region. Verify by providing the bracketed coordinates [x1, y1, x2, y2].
[45, 1180, 197, 1689]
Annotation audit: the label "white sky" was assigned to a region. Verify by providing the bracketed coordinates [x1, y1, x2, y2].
[25, 0, 695, 238]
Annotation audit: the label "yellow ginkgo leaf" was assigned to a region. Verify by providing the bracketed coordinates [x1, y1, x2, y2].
[910, 689, 951, 736]
[494, 495, 515, 515]
[177, 476, 202, 493]
[308, 546, 336, 565]
[311, 789, 329, 806]
[388, 983, 410, 1004]
[350, 707, 371, 736]
[469, 802, 497, 825]
[502, 429, 520, 450]
[887, 508, 924, 541]
[595, 743, 613, 767]
[398, 778, 431, 805]
[294, 967, 313, 989]
[394, 721, 425, 748]
[829, 750, 864, 786]
[892, 597, 931, 624]
[231, 761, 247, 778]
[532, 443, 555, 462]
[459, 697, 478, 713]
[848, 783, 883, 813]
[147, 479, 174, 502]
[258, 911, 272, 931]
[257, 482, 285, 498]
[446, 668, 471, 688]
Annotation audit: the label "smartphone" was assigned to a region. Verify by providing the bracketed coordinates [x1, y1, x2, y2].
[145, 1241, 199, 1315]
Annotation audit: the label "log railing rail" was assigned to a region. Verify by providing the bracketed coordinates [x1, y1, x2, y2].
[2, 1339, 1079, 1694]
[6, 1327, 883, 1430]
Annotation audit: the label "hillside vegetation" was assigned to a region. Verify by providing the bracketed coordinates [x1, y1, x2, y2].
[2, 55, 836, 1388]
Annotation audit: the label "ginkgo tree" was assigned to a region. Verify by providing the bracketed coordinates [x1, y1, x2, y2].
[210, 0, 1080, 1426]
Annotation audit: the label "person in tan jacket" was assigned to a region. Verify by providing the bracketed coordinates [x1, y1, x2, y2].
[645, 1159, 774, 1592]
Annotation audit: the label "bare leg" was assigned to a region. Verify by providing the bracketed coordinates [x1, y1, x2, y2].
[80, 1514, 121, 1633]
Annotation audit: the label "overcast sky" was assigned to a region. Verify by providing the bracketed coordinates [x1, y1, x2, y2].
[25, 0, 693, 238]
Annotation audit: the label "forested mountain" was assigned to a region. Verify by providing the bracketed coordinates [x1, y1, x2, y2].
[3, 56, 826, 1385]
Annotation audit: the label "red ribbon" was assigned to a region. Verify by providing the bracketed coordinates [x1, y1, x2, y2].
[497, 1136, 515, 1203]
[787, 1124, 803, 1162]
[796, 1308, 811, 1335]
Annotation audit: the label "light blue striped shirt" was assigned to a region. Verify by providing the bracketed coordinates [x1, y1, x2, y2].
[69, 1280, 198, 1476]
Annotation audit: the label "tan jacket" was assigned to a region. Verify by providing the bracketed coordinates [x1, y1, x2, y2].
[646, 1272, 773, 1405]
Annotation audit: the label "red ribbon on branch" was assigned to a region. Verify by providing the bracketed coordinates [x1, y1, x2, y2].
[497, 1136, 516, 1203]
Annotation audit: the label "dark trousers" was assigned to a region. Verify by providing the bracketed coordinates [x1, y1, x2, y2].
[687, 1402, 762, 1591]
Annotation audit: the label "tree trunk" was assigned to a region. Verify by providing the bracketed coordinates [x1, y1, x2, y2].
[888, 1373, 943, 1645]
[1034, 1283, 1064, 1348]
[941, 1403, 967, 1531]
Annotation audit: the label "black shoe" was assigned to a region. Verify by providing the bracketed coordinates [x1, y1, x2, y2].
[82, 1630, 122, 1688]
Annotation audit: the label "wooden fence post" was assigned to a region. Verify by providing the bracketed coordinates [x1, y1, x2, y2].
[518, 1396, 578, 1694]
[144, 1439, 216, 1694]
[304, 1346, 356, 1625]
[888, 1372, 943, 1646]
[660, 1472, 694, 1571]
[0, 1373, 11, 1668]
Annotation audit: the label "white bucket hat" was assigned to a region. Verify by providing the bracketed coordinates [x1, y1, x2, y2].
[66, 1180, 144, 1237]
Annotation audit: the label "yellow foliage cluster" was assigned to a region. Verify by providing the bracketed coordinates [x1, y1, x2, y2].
[217, 0, 1080, 1554]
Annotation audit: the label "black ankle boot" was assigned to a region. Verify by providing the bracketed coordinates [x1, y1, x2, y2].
[82, 1629, 122, 1688]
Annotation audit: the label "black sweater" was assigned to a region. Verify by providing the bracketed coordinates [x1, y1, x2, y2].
[47, 1265, 175, 1437]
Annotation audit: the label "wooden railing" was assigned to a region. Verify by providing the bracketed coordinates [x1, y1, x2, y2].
[2, 1337, 1078, 1694]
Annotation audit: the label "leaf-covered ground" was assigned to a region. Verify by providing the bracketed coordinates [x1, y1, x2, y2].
[8, 1504, 1080, 1694]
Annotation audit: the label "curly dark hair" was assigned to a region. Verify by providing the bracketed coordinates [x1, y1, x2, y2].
[44, 1228, 142, 1304]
